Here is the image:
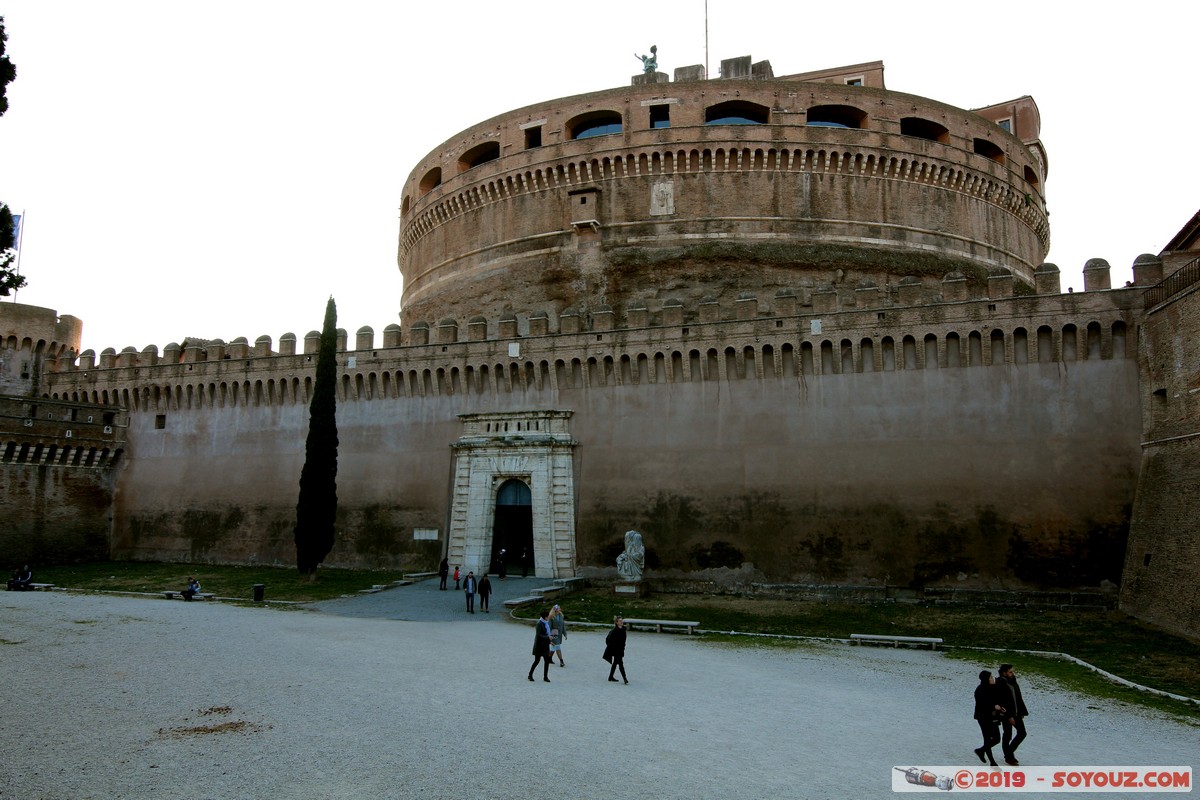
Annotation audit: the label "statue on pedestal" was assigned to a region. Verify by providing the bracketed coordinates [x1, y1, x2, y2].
[634, 46, 658, 74]
[616, 530, 645, 581]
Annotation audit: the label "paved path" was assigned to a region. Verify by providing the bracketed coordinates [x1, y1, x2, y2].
[308, 575, 556, 622]
[1, 587, 1195, 800]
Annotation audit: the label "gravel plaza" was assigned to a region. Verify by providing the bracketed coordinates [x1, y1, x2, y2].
[1, 579, 1196, 799]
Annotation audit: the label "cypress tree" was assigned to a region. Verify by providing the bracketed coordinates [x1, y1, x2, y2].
[1, 18, 28, 296]
[294, 297, 339, 574]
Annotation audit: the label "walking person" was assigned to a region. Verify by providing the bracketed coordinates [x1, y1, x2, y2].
[549, 604, 567, 667]
[438, 557, 449, 590]
[453, 565, 461, 590]
[497, 549, 507, 580]
[521, 548, 529, 578]
[997, 664, 1029, 766]
[527, 609, 553, 682]
[463, 571, 477, 613]
[478, 574, 492, 612]
[972, 670, 1005, 767]
[603, 615, 628, 684]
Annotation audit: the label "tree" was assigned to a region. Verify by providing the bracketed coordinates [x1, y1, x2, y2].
[294, 297, 339, 574]
[0, 204, 24, 296]
[1, 18, 26, 296]
[0, 17, 15, 116]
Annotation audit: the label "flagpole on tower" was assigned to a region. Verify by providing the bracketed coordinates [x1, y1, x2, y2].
[12, 209, 24, 301]
[704, 0, 709, 79]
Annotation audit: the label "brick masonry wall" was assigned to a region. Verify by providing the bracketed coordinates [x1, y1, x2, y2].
[0, 463, 113, 566]
[95, 354, 1139, 586]
[21, 284, 1143, 584]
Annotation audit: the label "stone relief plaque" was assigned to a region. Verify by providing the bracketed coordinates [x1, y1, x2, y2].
[650, 180, 675, 216]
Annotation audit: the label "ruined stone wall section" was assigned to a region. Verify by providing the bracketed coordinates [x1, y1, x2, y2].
[34, 289, 1139, 420]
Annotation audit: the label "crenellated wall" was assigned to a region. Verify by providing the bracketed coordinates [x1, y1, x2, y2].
[24, 271, 1144, 585]
[40, 271, 1135, 411]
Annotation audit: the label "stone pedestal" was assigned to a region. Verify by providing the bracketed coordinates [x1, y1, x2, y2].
[613, 581, 649, 597]
[631, 71, 668, 86]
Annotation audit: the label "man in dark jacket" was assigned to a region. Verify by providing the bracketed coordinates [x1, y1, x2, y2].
[972, 670, 1005, 766]
[997, 663, 1029, 766]
[463, 571, 477, 613]
[527, 610, 553, 682]
[603, 616, 628, 684]
[477, 574, 492, 612]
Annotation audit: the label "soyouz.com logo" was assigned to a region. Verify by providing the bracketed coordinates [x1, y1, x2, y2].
[892, 766, 1191, 792]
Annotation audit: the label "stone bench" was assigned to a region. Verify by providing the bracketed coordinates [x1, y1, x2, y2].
[553, 577, 586, 593]
[503, 595, 543, 609]
[402, 572, 437, 581]
[850, 633, 942, 650]
[530, 586, 564, 601]
[622, 618, 700, 635]
[28, 583, 56, 591]
[162, 591, 216, 601]
[359, 580, 415, 593]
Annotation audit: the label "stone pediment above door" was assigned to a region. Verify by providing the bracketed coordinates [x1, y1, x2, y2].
[454, 410, 576, 447]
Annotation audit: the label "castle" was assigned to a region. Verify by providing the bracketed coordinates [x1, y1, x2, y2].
[2, 58, 1197, 639]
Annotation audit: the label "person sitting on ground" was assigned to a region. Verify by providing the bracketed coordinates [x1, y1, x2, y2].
[7, 565, 33, 591]
[181, 576, 202, 601]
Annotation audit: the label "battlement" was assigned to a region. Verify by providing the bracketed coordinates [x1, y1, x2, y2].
[33, 260, 1148, 414]
[33, 254, 1152, 374]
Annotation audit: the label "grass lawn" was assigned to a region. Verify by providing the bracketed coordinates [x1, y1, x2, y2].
[33, 561, 411, 604]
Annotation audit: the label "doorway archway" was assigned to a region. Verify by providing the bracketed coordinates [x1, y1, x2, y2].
[491, 479, 532, 575]
[446, 410, 577, 579]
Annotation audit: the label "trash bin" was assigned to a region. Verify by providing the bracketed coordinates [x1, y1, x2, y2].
[252, 583, 265, 602]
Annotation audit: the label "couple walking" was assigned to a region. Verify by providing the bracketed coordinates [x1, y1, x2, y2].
[461, 572, 492, 613]
[972, 663, 1030, 766]
[527, 605, 568, 681]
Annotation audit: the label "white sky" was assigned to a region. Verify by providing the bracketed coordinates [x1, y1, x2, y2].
[2, 1, 1197, 354]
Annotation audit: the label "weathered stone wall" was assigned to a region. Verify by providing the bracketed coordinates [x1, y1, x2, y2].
[32, 281, 1141, 586]
[568, 360, 1138, 587]
[0, 392, 127, 566]
[0, 464, 114, 566]
[101, 354, 1138, 584]
[111, 401, 446, 569]
[1121, 270, 1200, 639]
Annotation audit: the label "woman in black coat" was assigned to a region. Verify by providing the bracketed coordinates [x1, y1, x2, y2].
[527, 609, 553, 682]
[603, 615, 628, 684]
[973, 670, 1006, 766]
